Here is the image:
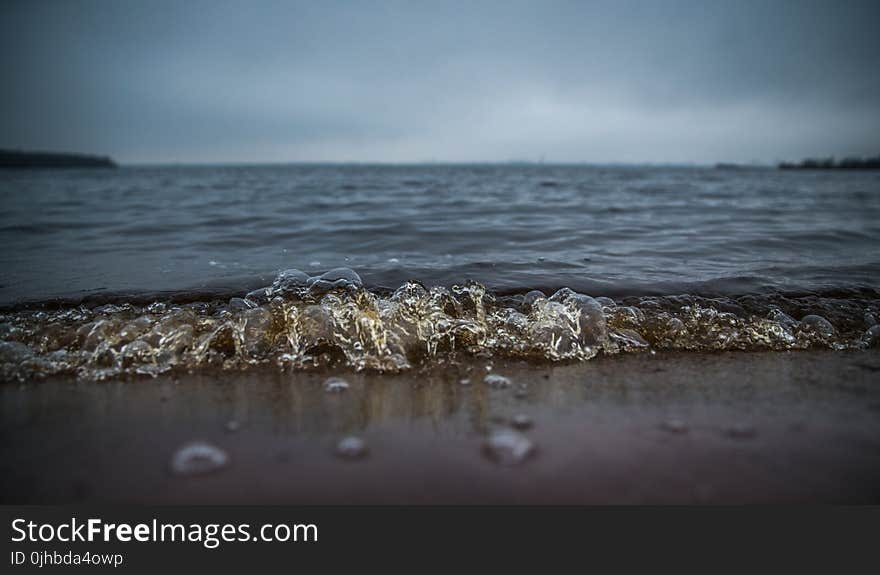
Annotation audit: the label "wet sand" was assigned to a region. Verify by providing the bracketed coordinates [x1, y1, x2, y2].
[2, 350, 879, 504]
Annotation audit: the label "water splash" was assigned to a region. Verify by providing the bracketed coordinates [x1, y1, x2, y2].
[1, 267, 878, 382]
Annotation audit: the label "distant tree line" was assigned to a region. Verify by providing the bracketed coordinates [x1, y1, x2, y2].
[0, 149, 116, 168]
[778, 155, 880, 170]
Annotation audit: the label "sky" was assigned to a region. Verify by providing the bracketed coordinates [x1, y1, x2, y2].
[1, 0, 879, 164]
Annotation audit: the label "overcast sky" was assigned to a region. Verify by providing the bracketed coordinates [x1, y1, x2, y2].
[1, 0, 879, 164]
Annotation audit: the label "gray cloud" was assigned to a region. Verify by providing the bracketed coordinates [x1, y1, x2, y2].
[1, 0, 878, 163]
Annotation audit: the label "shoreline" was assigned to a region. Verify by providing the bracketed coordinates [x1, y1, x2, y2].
[2, 349, 879, 504]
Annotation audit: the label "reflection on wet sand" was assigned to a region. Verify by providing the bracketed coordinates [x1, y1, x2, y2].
[2, 351, 880, 503]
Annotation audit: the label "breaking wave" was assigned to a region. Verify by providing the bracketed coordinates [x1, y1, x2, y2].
[1, 268, 878, 382]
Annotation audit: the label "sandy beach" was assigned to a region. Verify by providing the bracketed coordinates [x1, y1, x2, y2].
[2, 349, 878, 504]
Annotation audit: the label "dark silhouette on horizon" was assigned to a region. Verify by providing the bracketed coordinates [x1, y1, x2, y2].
[0, 149, 116, 169]
[779, 155, 880, 170]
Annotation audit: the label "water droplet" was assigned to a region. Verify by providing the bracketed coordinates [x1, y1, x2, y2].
[768, 308, 798, 330]
[335, 436, 368, 460]
[0, 341, 32, 363]
[270, 268, 310, 296]
[323, 377, 350, 392]
[595, 296, 616, 309]
[484, 373, 512, 388]
[510, 414, 533, 430]
[146, 302, 167, 314]
[308, 267, 363, 293]
[482, 430, 535, 465]
[170, 442, 229, 475]
[245, 287, 272, 304]
[864, 325, 880, 348]
[522, 290, 546, 312]
[666, 317, 685, 334]
[799, 315, 835, 338]
[228, 297, 255, 311]
[610, 328, 649, 350]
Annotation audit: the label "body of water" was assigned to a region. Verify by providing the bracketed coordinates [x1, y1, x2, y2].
[1, 165, 878, 379]
[2, 164, 878, 302]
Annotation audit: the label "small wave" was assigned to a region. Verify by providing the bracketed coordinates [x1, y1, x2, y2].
[1, 268, 878, 382]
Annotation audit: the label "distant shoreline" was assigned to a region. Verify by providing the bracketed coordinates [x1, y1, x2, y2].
[778, 156, 880, 171]
[2, 150, 878, 170]
[0, 149, 116, 169]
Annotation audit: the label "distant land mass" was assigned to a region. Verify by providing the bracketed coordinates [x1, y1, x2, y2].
[713, 163, 769, 170]
[778, 155, 880, 170]
[0, 149, 117, 169]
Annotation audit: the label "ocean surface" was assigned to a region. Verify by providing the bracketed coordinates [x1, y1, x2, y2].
[1, 164, 879, 379]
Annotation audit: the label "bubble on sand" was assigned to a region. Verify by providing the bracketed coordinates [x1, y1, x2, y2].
[323, 377, 350, 392]
[484, 373, 512, 388]
[660, 419, 689, 434]
[170, 442, 229, 475]
[225, 420, 240, 432]
[483, 430, 535, 465]
[510, 414, 533, 430]
[459, 378, 472, 386]
[335, 436, 368, 460]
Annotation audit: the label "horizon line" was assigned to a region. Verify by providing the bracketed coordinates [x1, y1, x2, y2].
[117, 159, 774, 168]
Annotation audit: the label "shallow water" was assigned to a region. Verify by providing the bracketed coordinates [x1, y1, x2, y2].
[1, 268, 877, 381]
[1, 165, 879, 379]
